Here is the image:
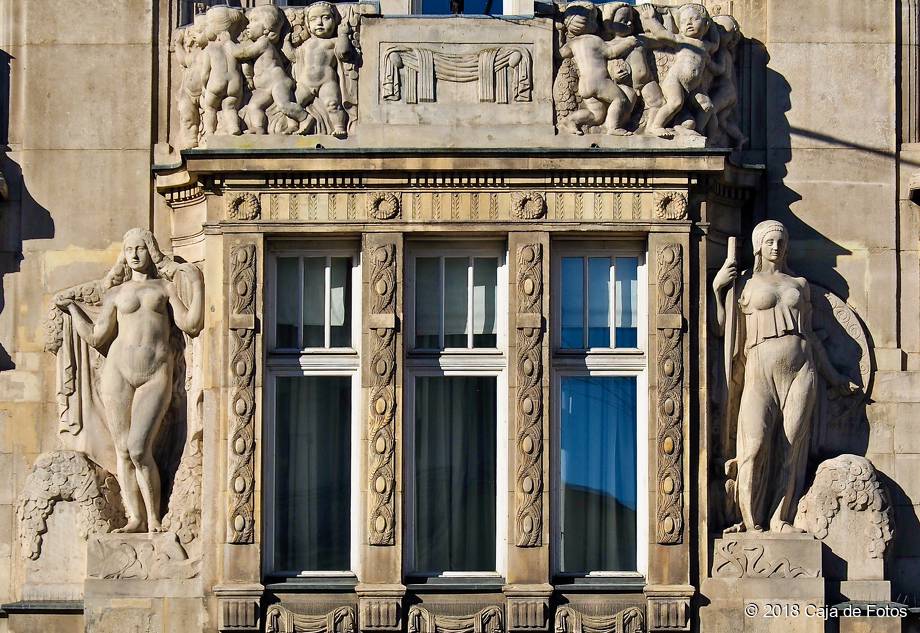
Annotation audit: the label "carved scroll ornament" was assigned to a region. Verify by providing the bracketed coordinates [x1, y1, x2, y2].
[656, 243, 683, 544]
[368, 244, 397, 545]
[515, 243, 544, 547]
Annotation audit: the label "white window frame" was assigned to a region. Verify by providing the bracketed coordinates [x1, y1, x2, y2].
[263, 241, 363, 578]
[550, 240, 649, 579]
[404, 239, 509, 579]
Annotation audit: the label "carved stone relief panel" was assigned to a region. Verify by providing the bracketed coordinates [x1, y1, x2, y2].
[515, 243, 544, 547]
[266, 604, 357, 633]
[367, 242, 398, 546]
[408, 605, 503, 633]
[553, 605, 645, 633]
[655, 243, 684, 545]
[227, 243, 258, 544]
[711, 538, 820, 579]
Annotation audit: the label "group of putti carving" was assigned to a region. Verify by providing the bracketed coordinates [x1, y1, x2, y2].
[554, 1, 743, 144]
[173, 3, 364, 148]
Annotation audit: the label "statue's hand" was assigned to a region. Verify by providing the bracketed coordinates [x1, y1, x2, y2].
[636, 3, 657, 19]
[713, 259, 737, 291]
[829, 379, 860, 400]
[54, 295, 74, 311]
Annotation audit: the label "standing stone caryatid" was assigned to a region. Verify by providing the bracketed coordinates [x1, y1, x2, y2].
[712, 220, 858, 534]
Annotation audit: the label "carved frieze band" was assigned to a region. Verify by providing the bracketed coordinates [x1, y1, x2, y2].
[408, 605, 503, 633]
[554, 605, 645, 633]
[228, 244, 257, 544]
[655, 244, 684, 545]
[368, 244, 397, 545]
[266, 605, 357, 633]
[515, 243, 544, 547]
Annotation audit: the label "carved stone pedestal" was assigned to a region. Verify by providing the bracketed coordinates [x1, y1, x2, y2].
[84, 533, 203, 633]
[700, 534, 824, 633]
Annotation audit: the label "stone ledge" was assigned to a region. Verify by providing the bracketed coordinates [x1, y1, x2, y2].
[0, 600, 84, 614]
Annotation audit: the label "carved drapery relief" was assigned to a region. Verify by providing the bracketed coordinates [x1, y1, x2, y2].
[17, 450, 124, 560]
[554, 2, 745, 147]
[382, 45, 532, 104]
[408, 605, 503, 633]
[553, 605, 645, 633]
[228, 244, 257, 544]
[712, 540, 819, 579]
[368, 192, 401, 220]
[515, 243, 544, 547]
[655, 244, 684, 544]
[368, 244, 397, 545]
[266, 605, 357, 633]
[226, 192, 261, 221]
[795, 454, 893, 561]
[173, 4, 371, 148]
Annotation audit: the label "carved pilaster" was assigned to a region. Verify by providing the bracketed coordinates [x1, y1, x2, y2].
[215, 584, 264, 633]
[655, 244, 684, 545]
[515, 243, 544, 547]
[644, 585, 693, 633]
[367, 243, 397, 546]
[227, 243, 257, 544]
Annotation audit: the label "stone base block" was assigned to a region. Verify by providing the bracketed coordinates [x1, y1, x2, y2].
[838, 581, 891, 602]
[838, 616, 902, 633]
[7, 612, 84, 633]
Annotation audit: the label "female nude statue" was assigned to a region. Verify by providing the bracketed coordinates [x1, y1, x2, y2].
[55, 229, 204, 533]
[712, 220, 857, 534]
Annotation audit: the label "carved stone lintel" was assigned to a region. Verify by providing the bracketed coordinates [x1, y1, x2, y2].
[266, 604, 357, 633]
[367, 243, 397, 545]
[215, 584, 265, 633]
[408, 605, 503, 633]
[227, 243, 258, 544]
[553, 605, 645, 633]
[515, 243, 544, 547]
[655, 244, 684, 544]
[643, 585, 693, 632]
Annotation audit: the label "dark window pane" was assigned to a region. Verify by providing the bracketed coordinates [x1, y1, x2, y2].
[276, 257, 299, 348]
[303, 257, 325, 348]
[587, 257, 611, 348]
[416, 257, 441, 349]
[422, 0, 499, 14]
[473, 257, 498, 348]
[561, 257, 584, 349]
[415, 376, 497, 572]
[560, 376, 637, 572]
[273, 376, 351, 572]
[330, 257, 352, 348]
[444, 257, 469, 348]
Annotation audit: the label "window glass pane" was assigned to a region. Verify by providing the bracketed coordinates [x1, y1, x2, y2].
[415, 376, 497, 572]
[444, 257, 469, 348]
[421, 0, 499, 14]
[472, 257, 498, 348]
[615, 257, 639, 348]
[560, 376, 637, 572]
[302, 257, 325, 348]
[415, 257, 441, 349]
[561, 257, 584, 349]
[587, 257, 611, 348]
[276, 257, 299, 348]
[274, 376, 351, 572]
[330, 257, 352, 348]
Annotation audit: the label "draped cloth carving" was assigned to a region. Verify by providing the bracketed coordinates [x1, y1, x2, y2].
[227, 243, 257, 544]
[368, 243, 398, 545]
[408, 605, 503, 633]
[553, 605, 645, 633]
[656, 243, 684, 544]
[382, 46, 533, 104]
[515, 243, 544, 547]
[266, 604, 357, 633]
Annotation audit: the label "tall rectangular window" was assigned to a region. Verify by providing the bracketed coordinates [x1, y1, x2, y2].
[266, 244, 360, 578]
[406, 242, 507, 578]
[553, 241, 647, 578]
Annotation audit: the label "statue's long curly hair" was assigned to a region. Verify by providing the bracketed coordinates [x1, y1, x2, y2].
[103, 228, 178, 290]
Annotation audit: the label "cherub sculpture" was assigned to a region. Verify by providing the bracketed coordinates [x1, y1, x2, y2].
[637, 3, 720, 139]
[706, 15, 746, 149]
[173, 14, 208, 149]
[235, 5, 306, 135]
[282, 2, 357, 138]
[557, 0, 638, 136]
[200, 6, 248, 136]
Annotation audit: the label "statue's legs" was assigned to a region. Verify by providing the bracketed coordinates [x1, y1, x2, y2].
[100, 366, 145, 532]
[128, 363, 173, 532]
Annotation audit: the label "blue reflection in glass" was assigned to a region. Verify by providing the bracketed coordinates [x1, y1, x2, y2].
[615, 257, 638, 348]
[587, 257, 610, 348]
[560, 376, 637, 572]
[561, 257, 584, 349]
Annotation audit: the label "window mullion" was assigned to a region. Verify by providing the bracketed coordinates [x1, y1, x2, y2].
[609, 259, 617, 349]
[325, 256, 332, 348]
[467, 257, 474, 349]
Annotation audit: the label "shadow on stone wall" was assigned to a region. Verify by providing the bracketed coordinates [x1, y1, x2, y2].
[0, 48, 55, 371]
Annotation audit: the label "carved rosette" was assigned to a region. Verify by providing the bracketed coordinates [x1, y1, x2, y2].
[553, 605, 645, 633]
[407, 605, 503, 633]
[368, 192, 401, 220]
[653, 191, 688, 220]
[655, 244, 684, 544]
[512, 191, 547, 220]
[368, 244, 397, 545]
[266, 604, 357, 633]
[515, 244, 543, 547]
[226, 192, 261, 221]
[228, 244, 257, 544]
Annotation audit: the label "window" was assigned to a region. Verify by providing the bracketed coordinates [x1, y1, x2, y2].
[405, 241, 507, 577]
[552, 241, 647, 578]
[265, 243, 361, 578]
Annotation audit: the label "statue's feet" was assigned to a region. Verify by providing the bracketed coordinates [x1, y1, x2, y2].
[280, 103, 308, 122]
[773, 521, 805, 534]
[114, 517, 145, 534]
[723, 521, 746, 534]
[332, 127, 348, 139]
[559, 119, 583, 136]
[647, 126, 673, 139]
[148, 521, 165, 533]
[605, 127, 633, 136]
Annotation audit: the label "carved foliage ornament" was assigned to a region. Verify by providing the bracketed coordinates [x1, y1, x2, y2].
[512, 191, 547, 220]
[266, 604, 357, 633]
[553, 605, 645, 633]
[368, 192, 401, 220]
[368, 244, 397, 545]
[515, 243, 544, 547]
[228, 243, 257, 544]
[656, 244, 684, 544]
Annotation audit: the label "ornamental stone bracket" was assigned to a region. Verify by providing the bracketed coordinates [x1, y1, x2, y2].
[644, 585, 694, 632]
[215, 584, 265, 633]
[357, 584, 406, 633]
[504, 585, 553, 633]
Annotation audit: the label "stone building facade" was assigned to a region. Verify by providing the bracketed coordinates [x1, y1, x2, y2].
[0, 1, 917, 632]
